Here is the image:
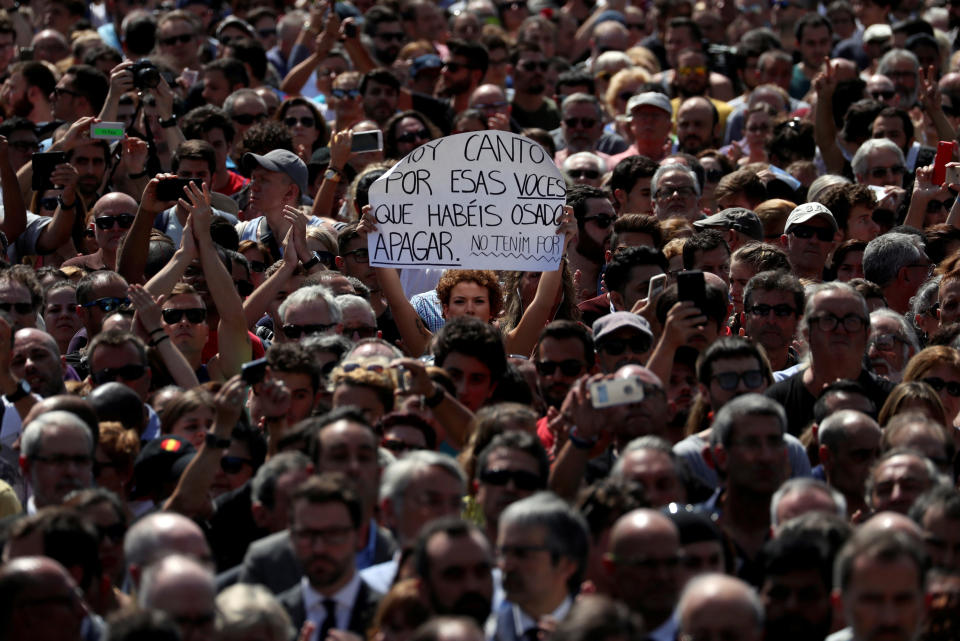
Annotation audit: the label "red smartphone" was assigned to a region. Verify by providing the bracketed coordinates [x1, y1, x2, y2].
[933, 141, 956, 185]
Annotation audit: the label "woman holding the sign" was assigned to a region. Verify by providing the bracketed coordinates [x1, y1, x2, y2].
[357, 205, 577, 358]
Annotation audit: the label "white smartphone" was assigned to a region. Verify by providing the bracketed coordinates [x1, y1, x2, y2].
[351, 130, 383, 153]
[647, 273, 667, 301]
[589, 377, 646, 409]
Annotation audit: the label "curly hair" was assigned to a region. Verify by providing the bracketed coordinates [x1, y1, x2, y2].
[435, 269, 503, 320]
[499, 265, 579, 334]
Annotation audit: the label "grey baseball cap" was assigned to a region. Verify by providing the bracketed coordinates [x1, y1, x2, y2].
[693, 207, 763, 240]
[242, 149, 309, 201]
[784, 202, 838, 234]
[593, 311, 654, 349]
[626, 92, 673, 117]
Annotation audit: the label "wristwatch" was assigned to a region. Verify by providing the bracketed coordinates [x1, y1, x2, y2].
[158, 115, 177, 128]
[204, 432, 231, 449]
[324, 167, 343, 183]
[57, 195, 76, 210]
[302, 251, 323, 270]
[5, 379, 30, 403]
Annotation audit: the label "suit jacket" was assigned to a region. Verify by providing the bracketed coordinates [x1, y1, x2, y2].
[278, 578, 382, 640]
[237, 525, 397, 595]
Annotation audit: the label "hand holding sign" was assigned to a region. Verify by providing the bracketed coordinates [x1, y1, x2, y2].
[366, 130, 567, 271]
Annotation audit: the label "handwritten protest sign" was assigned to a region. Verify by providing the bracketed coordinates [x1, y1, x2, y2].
[367, 130, 566, 270]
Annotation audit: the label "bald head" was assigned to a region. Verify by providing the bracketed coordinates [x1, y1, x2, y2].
[12, 328, 65, 398]
[862, 510, 925, 540]
[610, 508, 679, 552]
[818, 410, 881, 451]
[138, 554, 216, 639]
[939, 72, 960, 94]
[124, 512, 212, 587]
[614, 364, 664, 387]
[0, 556, 87, 641]
[91, 191, 137, 216]
[679, 573, 764, 641]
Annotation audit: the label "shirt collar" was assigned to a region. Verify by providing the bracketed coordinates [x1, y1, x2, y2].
[301, 571, 362, 613]
[512, 595, 573, 635]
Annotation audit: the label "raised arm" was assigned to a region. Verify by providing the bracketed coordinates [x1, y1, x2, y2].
[145, 214, 197, 298]
[243, 224, 299, 328]
[312, 130, 352, 220]
[812, 58, 845, 175]
[903, 164, 945, 230]
[280, 4, 339, 95]
[0, 136, 28, 245]
[99, 60, 134, 122]
[34, 162, 80, 253]
[645, 301, 708, 385]
[117, 173, 179, 284]
[128, 284, 199, 390]
[392, 357, 475, 450]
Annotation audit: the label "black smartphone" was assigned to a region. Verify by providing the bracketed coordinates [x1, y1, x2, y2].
[677, 270, 706, 312]
[156, 177, 202, 202]
[241, 357, 268, 386]
[31, 151, 67, 192]
[343, 21, 357, 38]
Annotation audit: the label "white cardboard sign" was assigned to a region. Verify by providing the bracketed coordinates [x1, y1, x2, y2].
[367, 130, 566, 270]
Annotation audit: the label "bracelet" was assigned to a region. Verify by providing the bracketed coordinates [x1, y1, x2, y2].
[149, 327, 165, 336]
[568, 425, 597, 450]
[57, 195, 76, 210]
[158, 116, 177, 129]
[149, 334, 169, 348]
[424, 384, 445, 408]
[128, 169, 149, 179]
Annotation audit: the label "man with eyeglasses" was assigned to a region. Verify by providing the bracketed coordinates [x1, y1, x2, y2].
[510, 42, 561, 130]
[779, 202, 841, 281]
[19, 410, 94, 511]
[877, 48, 920, 111]
[532, 320, 595, 428]
[474, 431, 548, 543]
[651, 163, 701, 223]
[0, 63, 55, 125]
[592, 312, 654, 374]
[64, 193, 138, 271]
[51, 65, 107, 123]
[86, 329, 152, 406]
[69, 270, 129, 358]
[852, 137, 907, 188]
[766, 282, 894, 436]
[363, 7, 405, 66]
[566, 184, 616, 301]
[138, 555, 218, 641]
[556, 94, 614, 163]
[742, 270, 804, 373]
[223, 89, 268, 141]
[157, 10, 203, 72]
[562, 152, 606, 188]
[863, 232, 930, 317]
[0, 118, 40, 171]
[276, 285, 343, 343]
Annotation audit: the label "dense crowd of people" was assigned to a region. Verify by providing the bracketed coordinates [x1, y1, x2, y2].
[2, 0, 960, 641]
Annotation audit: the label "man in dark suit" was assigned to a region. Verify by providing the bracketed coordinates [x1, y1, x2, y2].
[278, 473, 382, 639]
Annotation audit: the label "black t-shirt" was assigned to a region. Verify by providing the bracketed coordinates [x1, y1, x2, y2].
[410, 92, 455, 135]
[207, 481, 269, 572]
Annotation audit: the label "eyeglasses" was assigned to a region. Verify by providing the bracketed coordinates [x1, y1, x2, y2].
[331, 88, 361, 99]
[292, 526, 354, 545]
[344, 325, 379, 339]
[159, 33, 195, 46]
[870, 333, 906, 350]
[94, 214, 135, 230]
[655, 186, 697, 200]
[375, 31, 405, 42]
[443, 61, 474, 73]
[712, 369, 765, 391]
[282, 322, 336, 339]
[564, 117, 597, 129]
[314, 251, 336, 268]
[39, 197, 59, 211]
[220, 456, 253, 474]
[869, 165, 906, 179]
[747, 303, 796, 318]
[927, 197, 955, 213]
[283, 116, 316, 128]
[870, 90, 895, 100]
[535, 359, 585, 377]
[0, 301, 33, 315]
[381, 438, 423, 454]
[924, 377, 960, 397]
[479, 468, 543, 491]
[162, 307, 207, 324]
[396, 129, 431, 143]
[249, 260, 266, 273]
[789, 225, 834, 241]
[678, 65, 707, 76]
[31, 453, 92, 467]
[583, 213, 615, 228]
[91, 363, 147, 385]
[810, 313, 867, 333]
[597, 336, 650, 355]
[52, 87, 82, 98]
[257, 28, 276, 38]
[342, 248, 369, 263]
[10, 140, 39, 152]
[231, 112, 266, 125]
[568, 168, 600, 180]
[81, 297, 131, 313]
[517, 60, 549, 72]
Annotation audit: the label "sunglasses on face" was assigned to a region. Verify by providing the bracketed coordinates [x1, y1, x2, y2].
[474, 101, 508, 111]
[583, 213, 615, 228]
[10, 140, 39, 152]
[284, 116, 316, 128]
[344, 325, 379, 339]
[160, 33, 194, 46]
[747, 303, 796, 318]
[789, 225, 834, 241]
[232, 112, 266, 125]
[712, 369, 765, 391]
[91, 363, 146, 385]
[597, 335, 649, 355]
[871, 90, 895, 100]
[342, 248, 369, 263]
[396, 129, 431, 143]
[342, 362, 386, 373]
[81, 297, 131, 313]
[282, 322, 335, 339]
[564, 117, 597, 129]
[479, 468, 543, 491]
[331, 88, 361, 99]
[535, 359, 584, 377]
[161, 307, 207, 324]
[517, 60, 548, 72]
[810, 313, 867, 333]
[381, 439, 423, 454]
[924, 377, 960, 397]
[257, 28, 275, 38]
[220, 456, 253, 474]
[654, 186, 697, 200]
[0, 301, 32, 315]
[94, 214, 135, 230]
[39, 197, 59, 211]
[568, 168, 600, 180]
[678, 65, 707, 76]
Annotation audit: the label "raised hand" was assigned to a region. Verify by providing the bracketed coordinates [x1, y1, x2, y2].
[141, 172, 180, 214]
[812, 55, 836, 99]
[180, 180, 213, 237]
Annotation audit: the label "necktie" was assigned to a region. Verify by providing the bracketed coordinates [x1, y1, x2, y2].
[317, 598, 338, 641]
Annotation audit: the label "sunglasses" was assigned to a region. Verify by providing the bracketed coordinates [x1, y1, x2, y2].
[479, 468, 543, 491]
[443, 61, 473, 73]
[257, 28, 275, 38]
[927, 198, 955, 213]
[282, 322, 336, 339]
[220, 456, 253, 474]
[473, 101, 508, 111]
[535, 359, 584, 377]
[342, 248, 369, 263]
[10, 140, 39, 152]
[712, 369, 765, 391]
[81, 297, 131, 313]
[342, 362, 386, 373]
[789, 225, 834, 242]
[517, 60, 549, 72]
[0, 301, 32, 315]
[568, 168, 600, 180]
[375, 32, 405, 42]
[284, 116, 316, 128]
[160, 33, 194, 46]
[381, 439, 423, 454]
[161, 307, 207, 324]
[871, 90, 895, 100]
[678, 65, 707, 76]
[396, 129, 431, 143]
[235, 279, 254, 297]
[91, 363, 146, 385]
[584, 213, 615, 228]
[597, 335, 649, 355]
[344, 325, 379, 339]
[655, 186, 697, 200]
[94, 214, 135, 230]
[331, 88, 361, 99]
[924, 377, 960, 397]
[39, 197, 59, 211]
[232, 112, 266, 125]
[564, 117, 597, 129]
[747, 303, 796, 318]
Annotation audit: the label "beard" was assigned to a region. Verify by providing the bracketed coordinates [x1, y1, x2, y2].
[12, 93, 32, 118]
[429, 588, 491, 626]
[576, 228, 605, 261]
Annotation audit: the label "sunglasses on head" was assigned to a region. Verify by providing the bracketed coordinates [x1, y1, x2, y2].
[81, 297, 131, 313]
[284, 116, 316, 128]
[232, 112, 266, 125]
[0, 301, 32, 315]
[517, 60, 548, 72]
[789, 225, 834, 241]
[220, 456, 253, 474]
[535, 359, 584, 377]
[583, 213, 615, 228]
[94, 214, 135, 230]
[568, 168, 600, 180]
[160, 33, 194, 46]
[598, 335, 649, 355]
[479, 468, 543, 491]
[564, 117, 597, 129]
[924, 377, 960, 397]
[161, 307, 207, 324]
[282, 322, 335, 339]
[712, 369, 765, 391]
[91, 363, 146, 385]
[331, 88, 361, 99]
[396, 129, 431, 144]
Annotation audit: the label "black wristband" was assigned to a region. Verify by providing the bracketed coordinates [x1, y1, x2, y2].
[158, 115, 177, 128]
[148, 334, 169, 348]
